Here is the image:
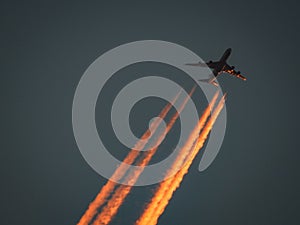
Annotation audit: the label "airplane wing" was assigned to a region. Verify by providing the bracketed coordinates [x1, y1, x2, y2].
[185, 62, 207, 67]
[185, 61, 219, 68]
[206, 61, 219, 69]
[223, 63, 233, 71]
[223, 65, 247, 81]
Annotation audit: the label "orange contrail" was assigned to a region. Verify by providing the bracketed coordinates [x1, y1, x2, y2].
[77, 91, 182, 225]
[135, 91, 220, 225]
[92, 87, 196, 225]
[145, 95, 226, 225]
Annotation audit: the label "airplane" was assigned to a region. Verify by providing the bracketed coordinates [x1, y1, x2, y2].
[185, 48, 246, 86]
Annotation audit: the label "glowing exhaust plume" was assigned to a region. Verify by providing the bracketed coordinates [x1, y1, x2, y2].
[135, 91, 220, 225]
[92, 87, 196, 225]
[140, 94, 226, 225]
[77, 91, 182, 225]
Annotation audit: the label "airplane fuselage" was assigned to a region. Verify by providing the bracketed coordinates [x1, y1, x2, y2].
[213, 48, 232, 76]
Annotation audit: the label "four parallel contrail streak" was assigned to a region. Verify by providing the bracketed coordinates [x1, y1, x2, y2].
[77, 87, 225, 225]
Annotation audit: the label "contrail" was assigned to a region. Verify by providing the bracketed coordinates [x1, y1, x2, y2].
[147, 95, 226, 225]
[135, 91, 221, 225]
[140, 94, 226, 225]
[92, 87, 196, 225]
[77, 90, 182, 225]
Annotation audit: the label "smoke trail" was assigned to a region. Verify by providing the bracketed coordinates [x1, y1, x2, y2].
[135, 91, 220, 225]
[77, 91, 182, 225]
[92, 87, 196, 225]
[146, 95, 226, 225]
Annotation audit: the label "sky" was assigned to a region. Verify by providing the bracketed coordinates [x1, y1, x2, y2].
[1, 0, 299, 225]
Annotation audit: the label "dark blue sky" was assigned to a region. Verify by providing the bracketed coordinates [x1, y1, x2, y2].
[2, 1, 299, 224]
